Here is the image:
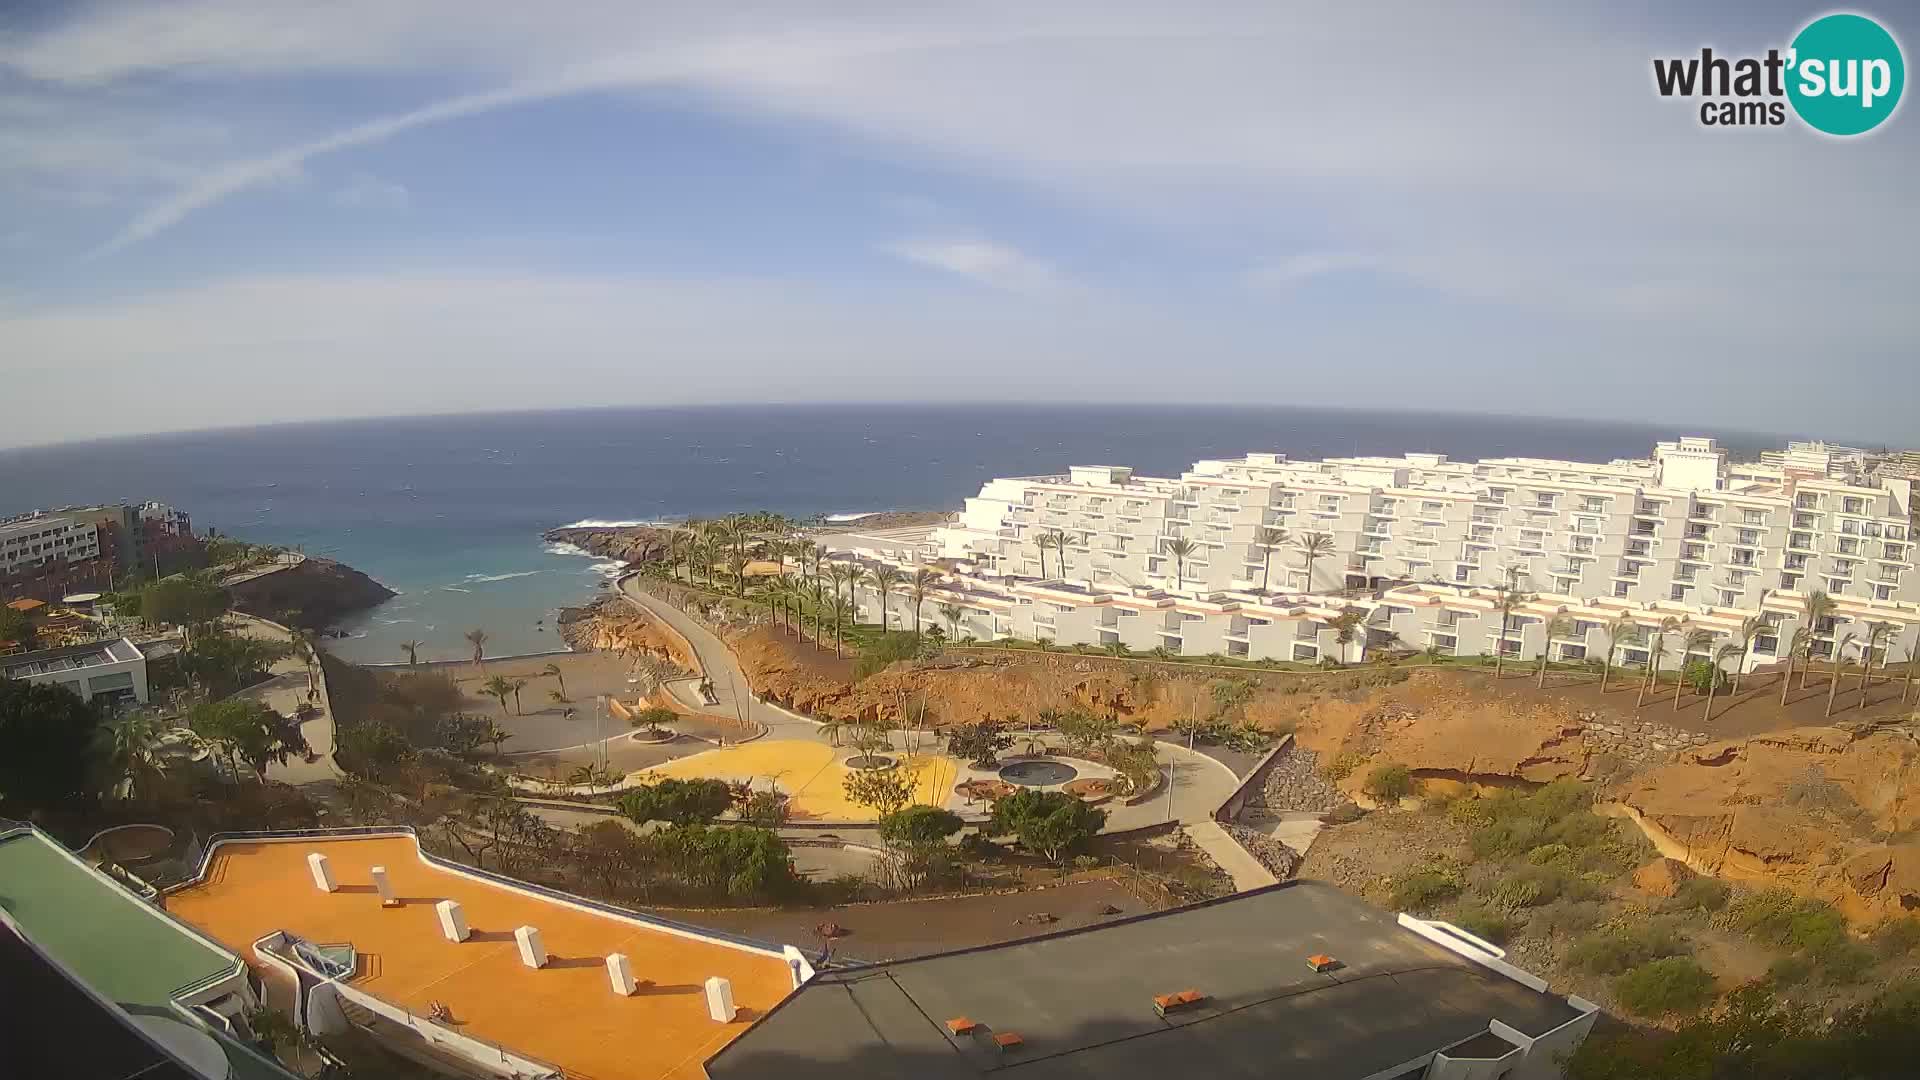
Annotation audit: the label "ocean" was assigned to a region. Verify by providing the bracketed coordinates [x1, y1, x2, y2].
[0, 405, 1794, 664]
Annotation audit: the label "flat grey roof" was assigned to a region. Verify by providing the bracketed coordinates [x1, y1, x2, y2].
[2, 637, 141, 679]
[707, 881, 1581, 1080]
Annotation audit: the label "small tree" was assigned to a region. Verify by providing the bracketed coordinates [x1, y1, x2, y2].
[843, 764, 917, 817]
[947, 721, 1014, 768]
[988, 788, 1107, 863]
[629, 705, 678, 735]
[1613, 957, 1717, 1017]
[480, 675, 514, 717]
[0, 678, 103, 813]
[877, 805, 964, 890]
[1054, 710, 1119, 757]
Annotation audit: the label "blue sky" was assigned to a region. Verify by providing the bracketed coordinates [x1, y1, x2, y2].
[2, 1, 1915, 449]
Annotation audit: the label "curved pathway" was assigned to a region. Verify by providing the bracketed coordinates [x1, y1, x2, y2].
[613, 576, 1240, 827]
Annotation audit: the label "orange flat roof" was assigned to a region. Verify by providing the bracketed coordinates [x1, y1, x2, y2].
[6, 598, 45, 611]
[167, 835, 795, 1080]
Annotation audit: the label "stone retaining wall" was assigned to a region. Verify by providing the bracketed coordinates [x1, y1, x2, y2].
[1578, 714, 1711, 768]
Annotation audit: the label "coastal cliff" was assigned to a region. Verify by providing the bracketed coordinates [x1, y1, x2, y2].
[226, 557, 396, 631]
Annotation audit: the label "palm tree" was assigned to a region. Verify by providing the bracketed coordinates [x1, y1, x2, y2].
[1034, 531, 1057, 579]
[481, 675, 514, 718]
[465, 628, 489, 670]
[1799, 591, 1835, 690]
[1538, 616, 1573, 687]
[1678, 629, 1714, 714]
[95, 713, 173, 804]
[548, 689, 570, 708]
[509, 678, 529, 714]
[479, 719, 513, 757]
[1704, 643, 1741, 721]
[1825, 632, 1857, 717]
[939, 602, 965, 642]
[822, 563, 851, 650]
[1253, 527, 1290, 592]
[541, 662, 566, 700]
[1293, 532, 1336, 592]
[1162, 537, 1199, 591]
[1597, 616, 1641, 694]
[1491, 584, 1532, 678]
[826, 593, 848, 658]
[1780, 626, 1813, 707]
[1639, 616, 1681, 708]
[1044, 529, 1076, 579]
[867, 566, 903, 629]
[400, 640, 424, 667]
[818, 717, 847, 746]
[1858, 622, 1890, 711]
[908, 568, 937, 636]
[1899, 647, 1917, 706]
[1729, 615, 1769, 696]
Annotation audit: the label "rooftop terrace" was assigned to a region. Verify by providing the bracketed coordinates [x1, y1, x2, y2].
[167, 833, 799, 1080]
[2, 636, 142, 678]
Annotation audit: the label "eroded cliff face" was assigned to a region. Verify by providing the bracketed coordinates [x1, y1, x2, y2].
[557, 602, 697, 674]
[1608, 725, 1920, 922]
[226, 558, 395, 630]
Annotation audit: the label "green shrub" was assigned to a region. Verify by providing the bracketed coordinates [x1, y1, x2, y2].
[1613, 957, 1717, 1017]
[1766, 954, 1813, 987]
[1870, 916, 1920, 959]
[1447, 795, 1493, 828]
[1321, 750, 1367, 782]
[1449, 904, 1517, 945]
[1527, 843, 1577, 868]
[1490, 865, 1569, 909]
[1364, 764, 1415, 801]
[1389, 867, 1462, 911]
[1810, 940, 1875, 985]
[1471, 816, 1550, 859]
[1567, 923, 1690, 976]
[1534, 900, 1605, 938]
[853, 632, 929, 680]
[1682, 659, 1728, 694]
[1668, 876, 1731, 913]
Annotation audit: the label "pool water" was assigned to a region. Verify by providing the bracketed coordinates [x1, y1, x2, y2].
[998, 760, 1079, 786]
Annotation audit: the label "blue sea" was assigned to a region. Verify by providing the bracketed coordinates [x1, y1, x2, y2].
[0, 405, 1794, 664]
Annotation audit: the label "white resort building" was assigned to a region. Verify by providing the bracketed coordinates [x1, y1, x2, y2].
[813, 437, 1920, 676]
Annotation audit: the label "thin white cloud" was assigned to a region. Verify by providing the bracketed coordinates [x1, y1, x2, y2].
[1245, 254, 1383, 288]
[886, 236, 1069, 295]
[333, 172, 409, 210]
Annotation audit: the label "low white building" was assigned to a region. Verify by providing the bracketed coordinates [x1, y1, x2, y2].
[2, 637, 149, 706]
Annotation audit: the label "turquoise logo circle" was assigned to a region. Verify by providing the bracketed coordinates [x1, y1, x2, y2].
[1787, 13, 1904, 135]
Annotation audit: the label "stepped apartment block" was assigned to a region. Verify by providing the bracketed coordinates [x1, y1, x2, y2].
[818, 437, 1918, 675]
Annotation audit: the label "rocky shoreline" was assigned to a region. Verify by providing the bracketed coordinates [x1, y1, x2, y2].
[542, 509, 950, 568]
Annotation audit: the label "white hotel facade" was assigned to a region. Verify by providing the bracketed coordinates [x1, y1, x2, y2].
[820, 437, 1920, 675]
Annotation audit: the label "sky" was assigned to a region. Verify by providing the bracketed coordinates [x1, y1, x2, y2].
[2, 1, 1915, 450]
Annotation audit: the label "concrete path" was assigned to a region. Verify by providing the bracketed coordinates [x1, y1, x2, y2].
[1184, 820, 1279, 892]
[227, 613, 341, 786]
[616, 579, 820, 741]
[1244, 810, 1327, 859]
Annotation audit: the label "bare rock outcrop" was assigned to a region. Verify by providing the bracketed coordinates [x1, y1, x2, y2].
[1632, 857, 1695, 898]
[1608, 724, 1920, 922]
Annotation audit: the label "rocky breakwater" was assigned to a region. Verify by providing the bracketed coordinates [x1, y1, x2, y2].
[1607, 723, 1920, 922]
[543, 523, 675, 566]
[226, 557, 395, 631]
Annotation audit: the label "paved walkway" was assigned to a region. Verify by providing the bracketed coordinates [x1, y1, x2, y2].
[227, 613, 341, 786]
[1184, 820, 1280, 892]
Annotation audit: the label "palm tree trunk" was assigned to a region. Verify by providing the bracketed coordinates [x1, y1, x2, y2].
[1261, 551, 1273, 592]
[1673, 656, 1686, 713]
[1903, 655, 1916, 705]
[1600, 655, 1611, 694]
[1780, 653, 1794, 707]
[1703, 671, 1718, 721]
[1637, 661, 1650, 708]
[1825, 662, 1843, 716]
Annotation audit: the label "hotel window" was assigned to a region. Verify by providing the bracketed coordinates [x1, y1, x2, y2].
[1875, 585, 1895, 601]
[1613, 581, 1630, 597]
[1535, 492, 1557, 508]
[1796, 493, 1819, 509]
[1844, 497, 1866, 514]
[1781, 572, 1801, 590]
[1744, 509, 1768, 525]
[1671, 584, 1692, 601]
[1454, 564, 1471, 582]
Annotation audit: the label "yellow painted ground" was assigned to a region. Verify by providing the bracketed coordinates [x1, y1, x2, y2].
[638, 739, 960, 821]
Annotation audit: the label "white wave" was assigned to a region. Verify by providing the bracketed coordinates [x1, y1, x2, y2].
[463, 570, 545, 583]
[374, 617, 415, 625]
[589, 561, 628, 577]
[440, 586, 472, 593]
[559, 518, 657, 529]
[825, 512, 878, 522]
[544, 542, 590, 558]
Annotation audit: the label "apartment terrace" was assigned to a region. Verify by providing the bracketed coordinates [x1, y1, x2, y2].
[166, 832, 801, 1080]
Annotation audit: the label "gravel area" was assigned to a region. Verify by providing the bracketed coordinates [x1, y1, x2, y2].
[1221, 823, 1302, 880]
[1255, 743, 1348, 813]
